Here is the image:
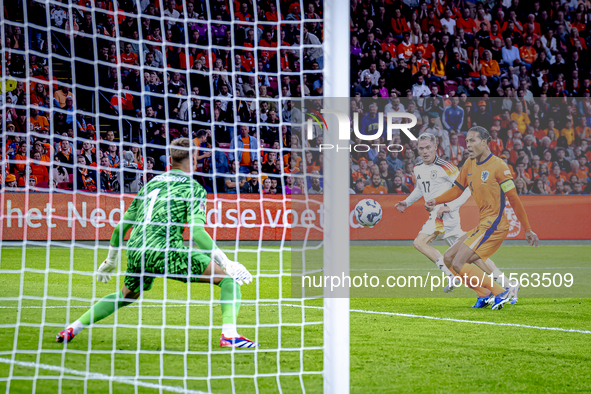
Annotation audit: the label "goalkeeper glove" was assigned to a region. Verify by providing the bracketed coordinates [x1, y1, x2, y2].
[212, 248, 253, 285]
[97, 246, 119, 283]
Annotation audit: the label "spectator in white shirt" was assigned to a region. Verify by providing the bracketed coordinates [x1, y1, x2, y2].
[411, 75, 431, 108]
[440, 9, 457, 36]
[501, 37, 521, 68]
[163, 1, 180, 30]
[359, 63, 381, 86]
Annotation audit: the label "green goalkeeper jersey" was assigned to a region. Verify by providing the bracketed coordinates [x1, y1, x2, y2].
[125, 169, 207, 254]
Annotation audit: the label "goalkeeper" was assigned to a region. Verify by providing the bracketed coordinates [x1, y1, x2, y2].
[56, 138, 258, 348]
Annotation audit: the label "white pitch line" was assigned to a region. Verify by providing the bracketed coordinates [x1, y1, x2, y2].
[256, 267, 591, 272]
[350, 307, 591, 334]
[1, 303, 590, 335]
[285, 304, 591, 335]
[0, 357, 211, 394]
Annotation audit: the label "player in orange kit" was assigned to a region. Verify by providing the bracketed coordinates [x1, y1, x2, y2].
[426, 126, 539, 310]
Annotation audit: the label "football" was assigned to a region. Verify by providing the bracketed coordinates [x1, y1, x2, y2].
[354, 199, 383, 227]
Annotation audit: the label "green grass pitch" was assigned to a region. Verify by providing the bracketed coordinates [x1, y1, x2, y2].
[0, 245, 590, 393]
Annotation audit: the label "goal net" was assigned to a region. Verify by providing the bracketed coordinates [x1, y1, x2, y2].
[0, 0, 348, 392]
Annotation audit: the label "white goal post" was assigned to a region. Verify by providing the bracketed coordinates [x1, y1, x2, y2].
[322, 0, 350, 393]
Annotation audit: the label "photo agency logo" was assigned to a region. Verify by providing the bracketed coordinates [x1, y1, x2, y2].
[306, 108, 418, 152]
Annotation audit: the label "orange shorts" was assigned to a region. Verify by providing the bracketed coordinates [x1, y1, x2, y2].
[464, 226, 508, 262]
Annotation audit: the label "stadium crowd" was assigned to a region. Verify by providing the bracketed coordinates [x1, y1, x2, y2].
[2, 0, 323, 195]
[348, 0, 591, 195]
[1, 0, 591, 196]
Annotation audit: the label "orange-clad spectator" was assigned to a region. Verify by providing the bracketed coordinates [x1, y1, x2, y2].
[447, 134, 465, 166]
[34, 65, 59, 92]
[110, 91, 135, 111]
[431, 49, 446, 78]
[500, 155, 515, 178]
[304, 151, 320, 173]
[286, 2, 301, 19]
[576, 117, 591, 139]
[490, 129, 504, 157]
[416, 51, 430, 69]
[560, 119, 576, 146]
[352, 157, 372, 182]
[29, 108, 50, 132]
[54, 86, 74, 108]
[397, 32, 415, 61]
[178, 51, 193, 69]
[390, 175, 410, 194]
[381, 32, 397, 58]
[530, 155, 542, 179]
[33, 141, 53, 163]
[282, 152, 302, 170]
[265, 3, 280, 21]
[466, 49, 482, 79]
[572, 15, 586, 33]
[391, 9, 410, 36]
[284, 156, 300, 174]
[363, 174, 388, 194]
[552, 73, 567, 96]
[5, 174, 17, 188]
[547, 164, 566, 190]
[570, 28, 587, 50]
[457, 8, 477, 35]
[544, 119, 560, 142]
[305, 2, 321, 19]
[568, 161, 588, 182]
[240, 51, 255, 72]
[539, 151, 554, 172]
[519, 36, 537, 65]
[416, 33, 435, 60]
[475, 10, 491, 32]
[498, 17, 524, 33]
[195, 50, 216, 68]
[524, 14, 541, 36]
[404, 162, 415, 192]
[14, 142, 29, 173]
[479, 50, 500, 77]
[533, 120, 547, 141]
[146, 26, 162, 42]
[421, 8, 441, 32]
[31, 153, 49, 183]
[30, 83, 47, 107]
[235, 2, 253, 21]
[120, 43, 139, 65]
[510, 102, 531, 135]
[18, 173, 38, 188]
[489, 24, 503, 42]
[513, 161, 532, 186]
[259, 30, 277, 47]
[506, 139, 520, 164]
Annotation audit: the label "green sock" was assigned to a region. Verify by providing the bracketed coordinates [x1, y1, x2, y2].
[218, 278, 241, 329]
[78, 290, 134, 326]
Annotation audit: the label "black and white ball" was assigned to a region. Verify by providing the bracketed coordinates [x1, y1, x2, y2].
[354, 199, 383, 227]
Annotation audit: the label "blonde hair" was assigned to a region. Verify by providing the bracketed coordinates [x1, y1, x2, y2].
[169, 138, 192, 163]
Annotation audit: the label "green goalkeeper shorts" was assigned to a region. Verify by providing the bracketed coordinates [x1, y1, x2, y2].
[124, 246, 212, 291]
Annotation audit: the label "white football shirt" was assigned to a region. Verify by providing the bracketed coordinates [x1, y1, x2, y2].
[404, 157, 471, 211]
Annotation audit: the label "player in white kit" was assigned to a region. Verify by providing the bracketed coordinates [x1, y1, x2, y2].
[396, 133, 519, 307]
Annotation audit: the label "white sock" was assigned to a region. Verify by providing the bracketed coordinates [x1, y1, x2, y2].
[68, 320, 84, 336]
[492, 268, 517, 288]
[222, 323, 238, 338]
[434, 256, 454, 277]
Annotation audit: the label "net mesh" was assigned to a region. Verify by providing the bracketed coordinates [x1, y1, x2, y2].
[0, 0, 327, 392]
